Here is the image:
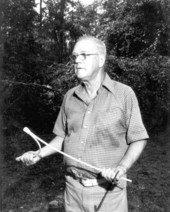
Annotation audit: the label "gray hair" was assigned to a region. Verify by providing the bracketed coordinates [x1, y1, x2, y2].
[76, 36, 107, 56]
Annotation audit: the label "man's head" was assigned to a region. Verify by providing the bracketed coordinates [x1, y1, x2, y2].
[71, 36, 107, 81]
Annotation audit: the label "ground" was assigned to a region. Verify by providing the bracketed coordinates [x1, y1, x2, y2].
[1, 126, 170, 212]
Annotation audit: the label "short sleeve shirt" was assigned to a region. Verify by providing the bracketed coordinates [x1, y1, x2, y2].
[53, 73, 149, 178]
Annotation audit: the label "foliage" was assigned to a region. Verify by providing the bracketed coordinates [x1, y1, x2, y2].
[100, 0, 170, 57]
[2, 63, 77, 134]
[1, 0, 170, 135]
[1, 0, 78, 134]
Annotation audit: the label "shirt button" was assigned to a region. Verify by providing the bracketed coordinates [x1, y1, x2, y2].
[81, 140, 84, 143]
[84, 125, 88, 128]
[87, 110, 91, 114]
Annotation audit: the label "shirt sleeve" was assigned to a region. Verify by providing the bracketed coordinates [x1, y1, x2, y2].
[125, 88, 149, 144]
[53, 95, 67, 138]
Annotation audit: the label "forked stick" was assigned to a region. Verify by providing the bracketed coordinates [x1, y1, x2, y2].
[23, 127, 132, 183]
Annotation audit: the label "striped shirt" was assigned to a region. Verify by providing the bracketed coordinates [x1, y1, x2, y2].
[53, 73, 149, 178]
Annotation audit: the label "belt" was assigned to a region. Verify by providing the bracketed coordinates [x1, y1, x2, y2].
[79, 178, 107, 187]
[67, 172, 107, 187]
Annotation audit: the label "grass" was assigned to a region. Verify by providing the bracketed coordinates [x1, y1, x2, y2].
[2, 125, 170, 212]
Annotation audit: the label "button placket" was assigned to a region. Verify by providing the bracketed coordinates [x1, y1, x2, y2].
[78, 102, 94, 164]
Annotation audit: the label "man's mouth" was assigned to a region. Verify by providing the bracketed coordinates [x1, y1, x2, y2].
[76, 67, 84, 70]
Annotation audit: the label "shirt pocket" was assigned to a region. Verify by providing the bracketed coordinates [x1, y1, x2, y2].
[67, 106, 84, 133]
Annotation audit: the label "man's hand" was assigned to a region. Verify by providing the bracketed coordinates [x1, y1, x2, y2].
[15, 151, 42, 166]
[101, 166, 127, 183]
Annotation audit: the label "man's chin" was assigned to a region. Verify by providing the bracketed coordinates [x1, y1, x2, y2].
[76, 72, 85, 80]
[76, 75, 85, 81]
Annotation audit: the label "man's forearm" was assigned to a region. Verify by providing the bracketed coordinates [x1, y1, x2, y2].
[119, 139, 147, 171]
[38, 135, 64, 159]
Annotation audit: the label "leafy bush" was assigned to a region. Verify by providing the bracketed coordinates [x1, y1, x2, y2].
[2, 63, 77, 134]
[105, 0, 170, 57]
[2, 0, 170, 136]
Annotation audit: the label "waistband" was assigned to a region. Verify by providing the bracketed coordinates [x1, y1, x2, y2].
[66, 172, 107, 187]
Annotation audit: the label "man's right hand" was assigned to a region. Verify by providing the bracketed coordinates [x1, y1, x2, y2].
[15, 151, 42, 166]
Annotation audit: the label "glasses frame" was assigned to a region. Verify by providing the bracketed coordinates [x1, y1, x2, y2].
[70, 53, 98, 63]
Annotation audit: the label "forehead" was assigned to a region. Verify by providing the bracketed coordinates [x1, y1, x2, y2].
[73, 40, 98, 53]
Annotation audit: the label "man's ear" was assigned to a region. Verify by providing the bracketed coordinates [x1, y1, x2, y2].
[99, 55, 106, 68]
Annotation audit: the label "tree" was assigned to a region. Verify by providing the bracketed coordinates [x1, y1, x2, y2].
[99, 0, 170, 57]
[2, 0, 42, 133]
[2, 0, 170, 134]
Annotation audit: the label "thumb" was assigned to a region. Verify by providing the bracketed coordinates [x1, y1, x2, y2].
[15, 157, 20, 162]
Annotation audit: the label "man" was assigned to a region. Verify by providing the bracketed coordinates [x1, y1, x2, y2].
[16, 36, 149, 212]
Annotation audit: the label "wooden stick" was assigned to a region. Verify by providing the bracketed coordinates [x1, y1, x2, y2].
[23, 127, 132, 183]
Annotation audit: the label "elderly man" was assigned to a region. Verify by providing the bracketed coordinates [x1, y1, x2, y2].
[16, 36, 149, 212]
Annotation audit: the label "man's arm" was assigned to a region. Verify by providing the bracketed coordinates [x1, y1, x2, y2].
[16, 135, 64, 166]
[119, 139, 147, 170]
[101, 139, 147, 182]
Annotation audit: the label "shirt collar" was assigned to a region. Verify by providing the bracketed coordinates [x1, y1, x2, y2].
[74, 73, 115, 96]
[102, 73, 115, 94]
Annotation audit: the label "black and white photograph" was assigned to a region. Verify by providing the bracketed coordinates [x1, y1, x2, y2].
[1, 0, 170, 211]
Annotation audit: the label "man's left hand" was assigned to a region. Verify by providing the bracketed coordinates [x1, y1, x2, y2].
[101, 165, 127, 183]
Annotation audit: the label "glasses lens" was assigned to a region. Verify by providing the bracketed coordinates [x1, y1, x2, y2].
[70, 53, 87, 62]
[80, 53, 86, 60]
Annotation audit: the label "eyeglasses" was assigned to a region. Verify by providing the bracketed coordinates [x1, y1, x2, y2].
[70, 53, 98, 63]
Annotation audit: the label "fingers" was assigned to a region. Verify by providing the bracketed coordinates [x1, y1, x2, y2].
[15, 151, 39, 166]
[112, 166, 127, 183]
[101, 168, 116, 182]
[101, 166, 127, 183]
[15, 156, 21, 162]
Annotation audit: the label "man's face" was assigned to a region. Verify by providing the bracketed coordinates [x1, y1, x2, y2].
[72, 40, 103, 81]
